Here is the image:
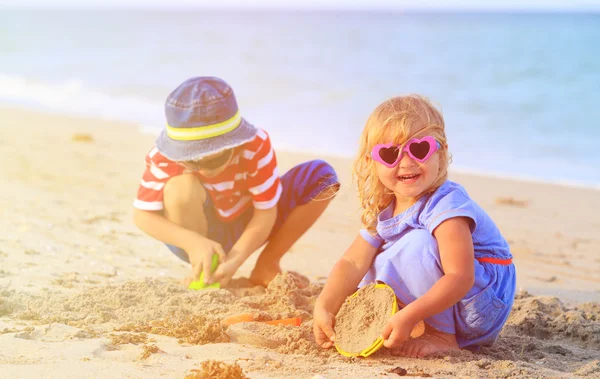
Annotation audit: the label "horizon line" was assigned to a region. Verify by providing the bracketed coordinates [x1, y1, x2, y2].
[2, 6, 600, 12]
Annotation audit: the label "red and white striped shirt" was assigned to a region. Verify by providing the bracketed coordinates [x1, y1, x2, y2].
[134, 129, 282, 221]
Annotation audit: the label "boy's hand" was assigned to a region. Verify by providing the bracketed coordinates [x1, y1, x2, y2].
[186, 236, 226, 284]
[313, 305, 336, 349]
[211, 257, 241, 286]
[381, 310, 415, 349]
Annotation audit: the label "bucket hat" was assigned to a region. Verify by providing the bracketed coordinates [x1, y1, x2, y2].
[156, 76, 258, 161]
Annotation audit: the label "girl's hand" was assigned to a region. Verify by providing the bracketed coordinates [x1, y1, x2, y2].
[313, 305, 336, 348]
[211, 257, 241, 286]
[382, 310, 417, 348]
[185, 235, 226, 284]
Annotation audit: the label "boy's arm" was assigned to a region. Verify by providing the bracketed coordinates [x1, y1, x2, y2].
[133, 208, 198, 250]
[133, 208, 226, 282]
[221, 129, 280, 269]
[226, 206, 277, 266]
[133, 208, 202, 249]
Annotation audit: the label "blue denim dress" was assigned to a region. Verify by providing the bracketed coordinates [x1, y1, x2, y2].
[359, 180, 516, 348]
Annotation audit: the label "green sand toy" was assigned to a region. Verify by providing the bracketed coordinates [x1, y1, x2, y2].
[188, 254, 220, 290]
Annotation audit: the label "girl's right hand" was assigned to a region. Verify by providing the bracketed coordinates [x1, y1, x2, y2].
[185, 235, 226, 284]
[313, 306, 336, 349]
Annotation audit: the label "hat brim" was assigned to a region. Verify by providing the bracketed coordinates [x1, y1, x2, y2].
[156, 118, 258, 161]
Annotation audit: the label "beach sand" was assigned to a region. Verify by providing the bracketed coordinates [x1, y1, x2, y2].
[0, 107, 599, 378]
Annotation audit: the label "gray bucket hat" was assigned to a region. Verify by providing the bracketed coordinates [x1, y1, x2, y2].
[156, 76, 258, 161]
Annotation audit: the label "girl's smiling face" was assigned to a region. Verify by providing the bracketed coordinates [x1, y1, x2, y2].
[353, 95, 450, 232]
[375, 133, 441, 207]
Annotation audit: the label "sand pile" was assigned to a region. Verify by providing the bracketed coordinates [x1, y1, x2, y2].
[139, 344, 165, 360]
[223, 273, 334, 357]
[0, 288, 22, 317]
[109, 332, 148, 345]
[227, 322, 288, 349]
[226, 319, 331, 357]
[465, 291, 600, 376]
[3, 272, 333, 355]
[185, 360, 249, 379]
[9, 279, 240, 327]
[334, 283, 395, 355]
[502, 291, 600, 349]
[117, 313, 229, 345]
[233, 271, 318, 322]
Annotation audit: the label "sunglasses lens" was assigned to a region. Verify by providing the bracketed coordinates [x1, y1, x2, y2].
[408, 141, 431, 160]
[378, 146, 400, 165]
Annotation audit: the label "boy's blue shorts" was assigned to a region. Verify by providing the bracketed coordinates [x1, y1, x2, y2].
[165, 159, 339, 263]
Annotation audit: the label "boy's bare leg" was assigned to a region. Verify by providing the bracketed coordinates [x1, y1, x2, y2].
[250, 185, 339, 286]
[163, 173, 208, 235]
[163, 174, 209, 287]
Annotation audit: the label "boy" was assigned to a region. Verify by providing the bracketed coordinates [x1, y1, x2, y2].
[133, 76, 339, 287]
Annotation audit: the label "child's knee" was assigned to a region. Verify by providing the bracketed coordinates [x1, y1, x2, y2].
[401, 229, 439, 260]
[315, 159, 338, 182]
[306, 159, 340, 201]
[382, 229, 442, 278]
[163, 174, 206, 209]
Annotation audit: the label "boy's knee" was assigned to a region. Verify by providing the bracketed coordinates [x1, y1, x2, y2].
[163, 174, 206, 209]
[307, 160, 340, 201]
[313, 159, 337, 179]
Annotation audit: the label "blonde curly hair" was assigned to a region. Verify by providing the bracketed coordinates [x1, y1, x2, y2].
[353, 95, 451, 234]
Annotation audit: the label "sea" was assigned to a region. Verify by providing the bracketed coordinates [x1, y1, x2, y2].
[1, 10, 599, 188]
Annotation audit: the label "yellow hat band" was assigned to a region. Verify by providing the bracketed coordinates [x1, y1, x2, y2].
[166, 111, 242, 141]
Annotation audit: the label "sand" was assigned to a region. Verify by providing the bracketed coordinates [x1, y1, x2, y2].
[184, 360, 249, 379]
[0, 107, 599, 378]
[334, 283, 395, 355]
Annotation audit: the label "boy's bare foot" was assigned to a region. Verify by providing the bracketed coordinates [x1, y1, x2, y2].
[391, 324, 459, 358]
[249, 262, 282, 287]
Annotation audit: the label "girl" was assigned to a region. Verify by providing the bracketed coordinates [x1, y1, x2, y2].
[313, 95, 516, 358]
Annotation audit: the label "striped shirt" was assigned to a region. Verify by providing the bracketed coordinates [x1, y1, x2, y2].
[134, 129, 282, 221]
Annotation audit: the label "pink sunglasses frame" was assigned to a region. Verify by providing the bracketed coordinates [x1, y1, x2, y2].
[371, 136, 442, 168]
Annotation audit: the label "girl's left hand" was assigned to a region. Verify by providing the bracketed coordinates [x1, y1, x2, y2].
[210, 257, 241, 286]
[381, 310, 416, 348]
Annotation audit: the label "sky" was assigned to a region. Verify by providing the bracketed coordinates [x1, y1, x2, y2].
[0, 0, 599, 11]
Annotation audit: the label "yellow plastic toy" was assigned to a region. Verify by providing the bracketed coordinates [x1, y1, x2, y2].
[188, 253, 221, 290]
[334, 283, 398, 358]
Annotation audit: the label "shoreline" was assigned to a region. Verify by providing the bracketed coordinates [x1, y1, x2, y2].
[2, 103, 599, 192]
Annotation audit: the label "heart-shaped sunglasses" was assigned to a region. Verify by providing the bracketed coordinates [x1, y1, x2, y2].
[371, 136, 441, 168]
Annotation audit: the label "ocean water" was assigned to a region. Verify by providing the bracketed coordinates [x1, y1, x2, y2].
[1, 10, 599, 188]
